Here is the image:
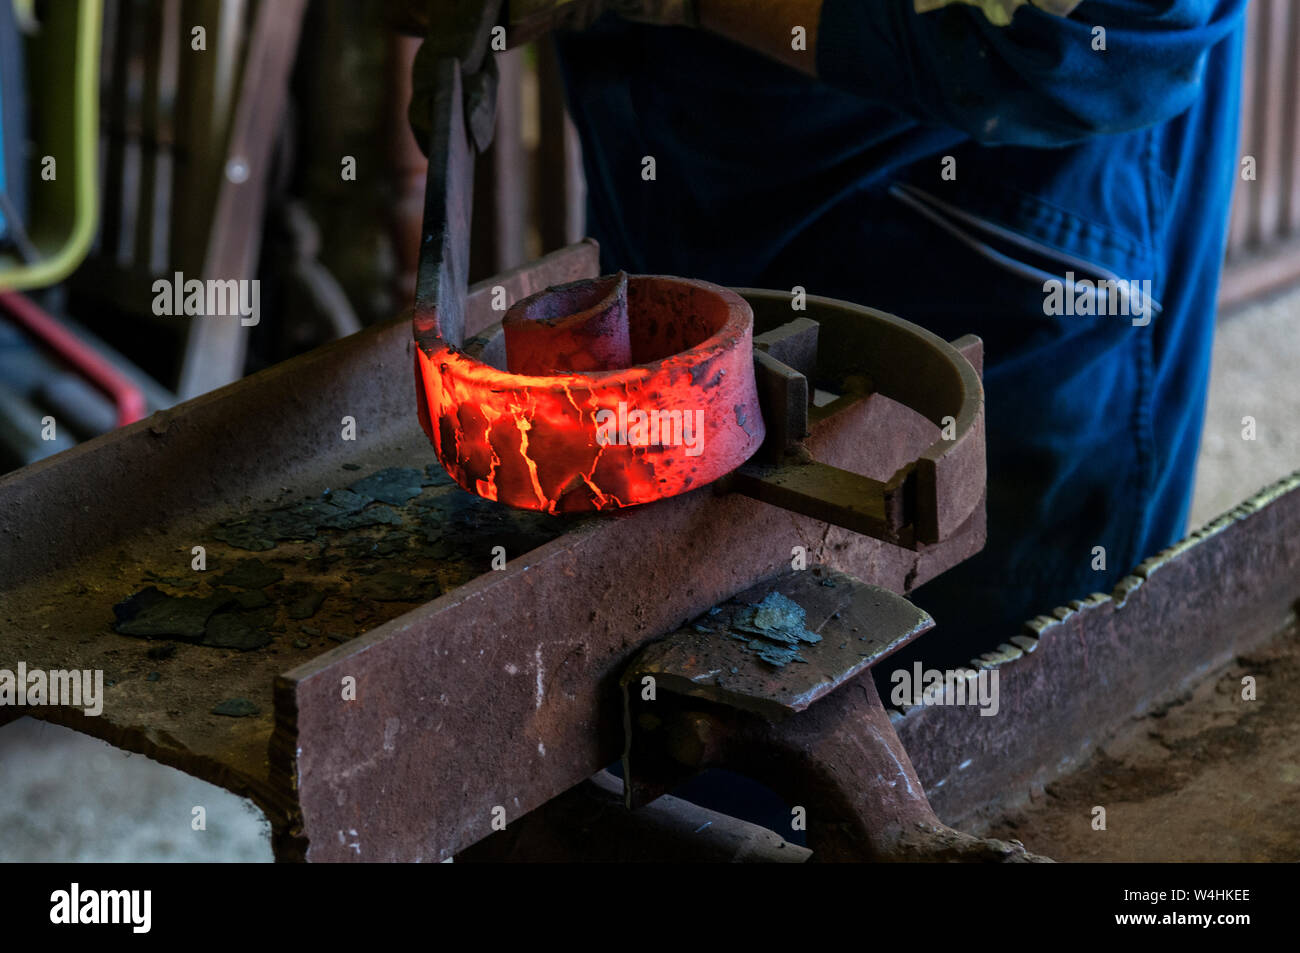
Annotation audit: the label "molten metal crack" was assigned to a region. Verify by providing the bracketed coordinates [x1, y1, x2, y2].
[414, 275, 764, 513]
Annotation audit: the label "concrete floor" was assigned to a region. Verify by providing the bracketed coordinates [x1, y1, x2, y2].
[2, 285, 1299, 863]
[0, 717, 271, 862]
[1189, 287, 1300, 527]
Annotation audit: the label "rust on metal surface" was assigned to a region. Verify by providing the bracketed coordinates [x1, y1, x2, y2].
[626, 566, 933, 720]
[620, 564, 1043, 862]
[750, 348, 809, 464]
[503, 271, 632, 374]
[275, 334, 987, 861]
[1, 243, 992, 862]
[896, 470, 1300, 830]
[0, 245, 601, 850]
[628, 678, 1045, 862]
[732, 290, 985, 548]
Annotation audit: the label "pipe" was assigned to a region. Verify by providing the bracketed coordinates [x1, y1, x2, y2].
[0, 0, 101, 291]
[0, 290, 146, 426]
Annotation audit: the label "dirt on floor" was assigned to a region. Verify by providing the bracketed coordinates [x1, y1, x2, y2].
[980, 622, 1300, 862]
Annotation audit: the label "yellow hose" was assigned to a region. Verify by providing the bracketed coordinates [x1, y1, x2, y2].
[0, 0, 101, 291]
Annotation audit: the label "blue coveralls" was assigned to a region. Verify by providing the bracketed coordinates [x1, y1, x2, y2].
[554, 0, 1247, 669]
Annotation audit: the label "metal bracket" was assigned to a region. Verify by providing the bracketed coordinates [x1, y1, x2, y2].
[729, 291, 985, 550]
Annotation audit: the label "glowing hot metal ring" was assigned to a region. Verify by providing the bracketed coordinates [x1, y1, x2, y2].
[414, 274, 765, 513]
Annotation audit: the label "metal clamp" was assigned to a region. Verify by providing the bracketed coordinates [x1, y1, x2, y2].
[728, 290, 985, 550]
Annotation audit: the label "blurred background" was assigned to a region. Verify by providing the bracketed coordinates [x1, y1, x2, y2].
[0, 0, 586, 465]
[1, 0, 1299, 860]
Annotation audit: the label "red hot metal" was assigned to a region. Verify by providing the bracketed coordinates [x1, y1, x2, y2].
[414, 274, 765, 513]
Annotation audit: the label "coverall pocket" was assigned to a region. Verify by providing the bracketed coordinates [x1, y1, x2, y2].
[884, 181, 1158, 595]
[888, 183, 1162, 327]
